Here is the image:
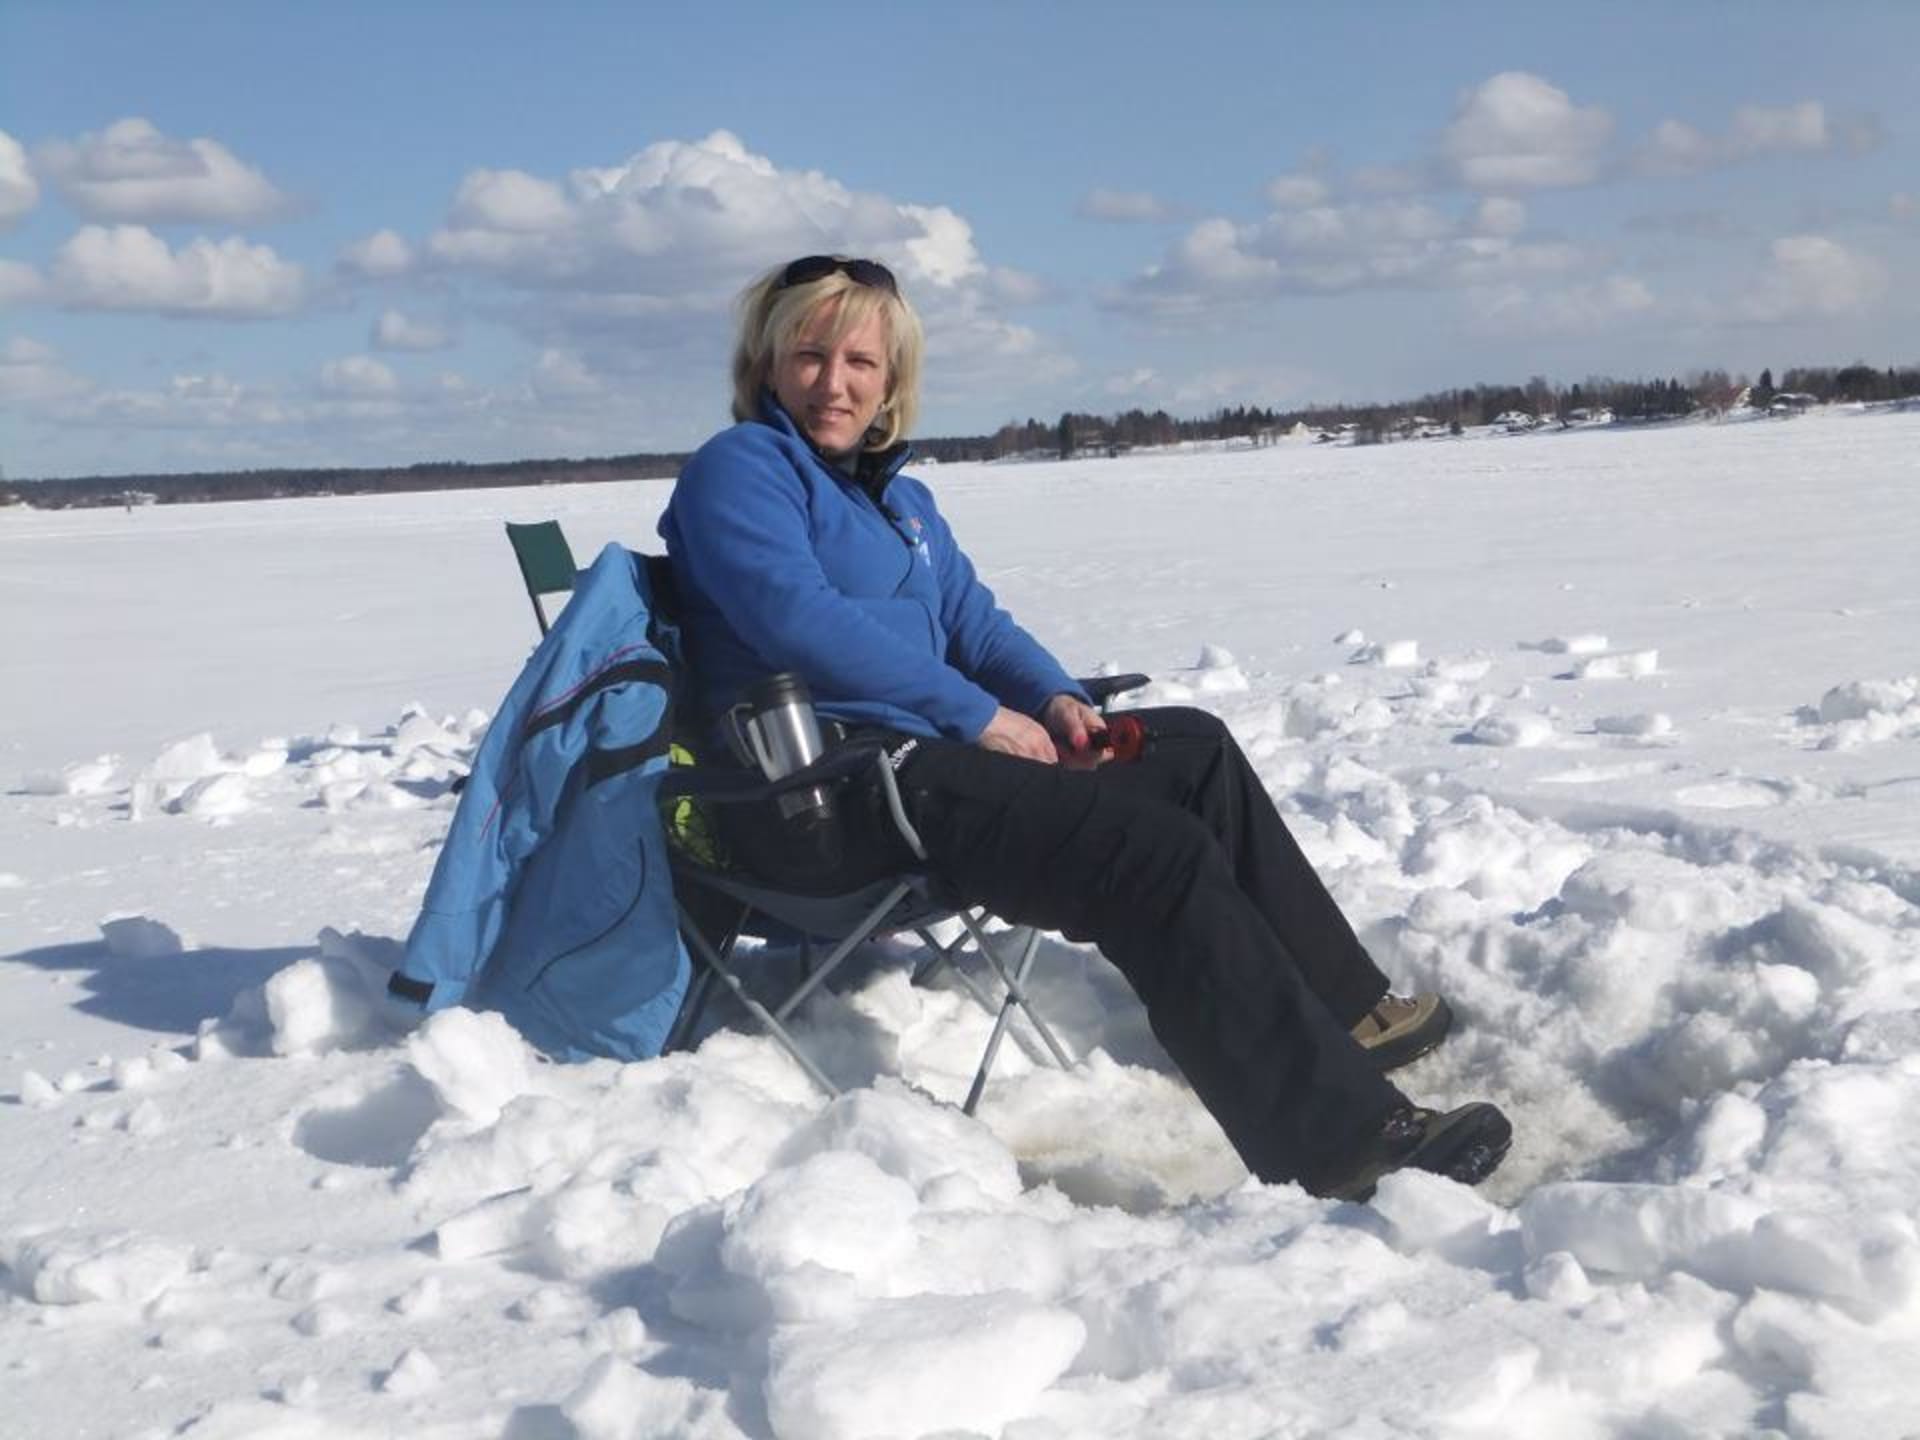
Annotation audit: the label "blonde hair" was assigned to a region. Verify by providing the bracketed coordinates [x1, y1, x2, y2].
[730, 260, 924, 450]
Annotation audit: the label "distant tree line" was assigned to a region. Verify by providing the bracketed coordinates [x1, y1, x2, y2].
[4, 359, 1916, 508]
[1751, 363, 1920, 407]
[972, 360, 1920, 460]
[2, 451, 688, 510]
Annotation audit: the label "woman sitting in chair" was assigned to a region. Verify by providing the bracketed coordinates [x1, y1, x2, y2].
[659, 255, 1511, 1200]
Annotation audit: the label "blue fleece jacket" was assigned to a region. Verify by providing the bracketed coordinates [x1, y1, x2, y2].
[659, 400, 1083, 742]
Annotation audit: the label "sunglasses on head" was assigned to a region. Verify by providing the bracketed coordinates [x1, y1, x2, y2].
[777, 255, 899, 296]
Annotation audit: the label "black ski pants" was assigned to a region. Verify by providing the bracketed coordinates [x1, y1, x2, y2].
[887, 706, 1407, 1186]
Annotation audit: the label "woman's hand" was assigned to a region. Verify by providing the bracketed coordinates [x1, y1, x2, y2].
[1041, 694, 1109, 770]
[977, 706, 1059, 764]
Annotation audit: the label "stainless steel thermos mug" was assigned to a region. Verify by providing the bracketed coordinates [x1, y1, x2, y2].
[730, 672, 834, 821]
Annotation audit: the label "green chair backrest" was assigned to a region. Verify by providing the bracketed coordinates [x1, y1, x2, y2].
[505, 520, 579, 635]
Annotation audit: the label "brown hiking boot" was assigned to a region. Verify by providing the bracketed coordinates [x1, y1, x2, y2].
[1309, 1102, 1514, 1203]
[1350, 992, 1453, 1071]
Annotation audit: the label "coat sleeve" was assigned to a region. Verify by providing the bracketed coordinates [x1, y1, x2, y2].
[911, 483, 1087, 716]
[669, 431, 1002, 741]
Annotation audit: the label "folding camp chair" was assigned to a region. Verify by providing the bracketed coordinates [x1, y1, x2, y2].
[482, 533, 1141, 1113]
[663, 745, 1072, 1116]
[643, 550, 1148, 1114]
[504, 520, 579, 636]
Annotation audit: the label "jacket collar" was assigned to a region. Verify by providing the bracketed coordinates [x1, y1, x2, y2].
[759, 392, 913, 495]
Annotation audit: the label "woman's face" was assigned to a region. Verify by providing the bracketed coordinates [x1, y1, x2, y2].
[773, 300, 890, 455]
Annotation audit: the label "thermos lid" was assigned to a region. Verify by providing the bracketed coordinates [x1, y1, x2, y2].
[743, 671, 813, 713]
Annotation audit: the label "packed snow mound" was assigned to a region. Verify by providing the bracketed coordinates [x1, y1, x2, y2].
[264, 956, 380, 1057]
[406, 1006, 544, 1125]
[16, 754, 118, 797]
[1192, 640, 1249, 692]
[1112, 642, 1251, 704]
[774, 1082, 1025, 1201]
[3, 1229, 194, 1305]
[765, 1290, 1085, 1440]
[1463, 710, 1555, 747]
[561, 1355, 738, 1440]
[99, 914, 185, 958]
[1572, 648, 1659, 680]
[1812, 676, 1920, 724]
[86, 707, 489, 824]
[1352, 638, 1420, 668]
[1595, 710, 1673, 738]
[1798, 675, 1920, 749]
[212, 927, 407, 1058]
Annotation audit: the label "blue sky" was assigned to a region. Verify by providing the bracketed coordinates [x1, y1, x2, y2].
[2, 1, 1915, 478]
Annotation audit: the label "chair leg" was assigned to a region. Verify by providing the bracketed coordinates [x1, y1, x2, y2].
[674, 905, 842, 1100]
[662, 961, 716, 1055]
[770, 879, 915, 1024]
[664, 906, 748, 1055]
[670, 884, 1072, 1117]
[954, 910, 1075, 1071]
[914, 917, 1077, 1092]
[910, 926, 997, 1013]
[963, 926, 1053, 1117]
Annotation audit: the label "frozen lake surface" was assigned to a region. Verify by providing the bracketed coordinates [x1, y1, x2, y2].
[3, 409, 1919, 1438]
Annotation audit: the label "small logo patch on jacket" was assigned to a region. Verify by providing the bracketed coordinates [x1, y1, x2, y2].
[904, 516, 933, 569]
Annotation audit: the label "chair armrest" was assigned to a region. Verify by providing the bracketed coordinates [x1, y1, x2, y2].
[658, 739, 885, 807]
[1079, 673, 1151, 710]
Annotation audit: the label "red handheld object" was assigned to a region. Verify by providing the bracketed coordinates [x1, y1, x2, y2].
[1087, 713, 1147, 764]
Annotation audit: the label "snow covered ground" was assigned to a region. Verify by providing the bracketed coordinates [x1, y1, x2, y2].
[4, 408, 1920, 1439]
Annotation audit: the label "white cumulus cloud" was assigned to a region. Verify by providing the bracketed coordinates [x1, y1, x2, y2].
[35, 117, 290, 224]
[51, 225, 306, 317]
[400, 130, 1069, 421]
[422, 130, 987, 301]
[0, 336, 92, 408]
[11, 359, 297, 444]
[1742, 235, 1887, 322]
[1637, 101, 1863, 177]
[1641, 120, 1720, 177]
[372, 309, 451, 352]
[898, 202, 985, 286]
[1440, 72, 1613, 190]
[448, 168, 575, 233]
[1076, 188, 1174, 222]
[63, 132, 1069, 451]
[1474, 274, 1656, 337]
[339, 229, 414, 279]
[1167, 217, 1281, 291]
[0, 130, 39, 227]
[1125, 194, 1581, 315]
[1730, 101, 1829, 154]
